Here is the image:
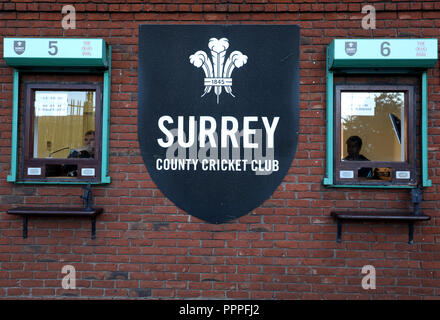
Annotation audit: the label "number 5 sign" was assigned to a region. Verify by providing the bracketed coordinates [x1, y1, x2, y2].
[48, 40, 58, 56]
[3, 38, 107, 67]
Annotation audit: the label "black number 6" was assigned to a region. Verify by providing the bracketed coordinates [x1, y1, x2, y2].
[380, 41, 390, 56]
[48, 41, 58, 56]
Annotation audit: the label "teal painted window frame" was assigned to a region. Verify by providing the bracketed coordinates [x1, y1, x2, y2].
[6, 46, 111, 185]
[324, 42, 435, 189]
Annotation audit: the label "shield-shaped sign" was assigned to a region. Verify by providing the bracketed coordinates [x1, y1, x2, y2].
[14, 40, 25, 55]
[345, 41, 357, 56]
[138, 25, 300, 223]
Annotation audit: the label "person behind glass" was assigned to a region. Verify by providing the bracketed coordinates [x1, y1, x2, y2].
[343, 135, 371, 178]
[343, 135, 369, 161]
[68, 130, 95, 159]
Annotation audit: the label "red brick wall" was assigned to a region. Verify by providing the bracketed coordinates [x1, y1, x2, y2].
[0, 1, 440, 299]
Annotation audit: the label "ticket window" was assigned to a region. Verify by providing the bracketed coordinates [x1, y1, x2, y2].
[334, 85, 416, 185]
[324, 38, 437, 188]
[22, 83, 102, 181]
[3, 37, 111, 184]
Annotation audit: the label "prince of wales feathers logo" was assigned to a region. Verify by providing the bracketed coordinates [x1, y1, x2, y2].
[189, 38, 248, 104]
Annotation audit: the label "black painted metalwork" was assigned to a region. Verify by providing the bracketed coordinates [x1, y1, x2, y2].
[7, 206, 102, 239]
[336, 220, 342, 243]
[411, 186, 423, 216]
[81, 183, 93, 211]
[23, 216, 27, 239]
[408, 222, 414, 245]
[331, 211, 430, 244]
[91, 217, 96, 240]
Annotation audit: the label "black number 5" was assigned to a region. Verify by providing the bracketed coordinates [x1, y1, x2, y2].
[48, 41, 58, 56]
[380, 41, 390, 56]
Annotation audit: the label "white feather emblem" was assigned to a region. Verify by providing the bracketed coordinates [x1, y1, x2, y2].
[189, 37, 247, 104]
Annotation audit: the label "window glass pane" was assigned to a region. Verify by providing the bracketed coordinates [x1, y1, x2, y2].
[33, 90, 96, 159]
[341, 92, 406, 162]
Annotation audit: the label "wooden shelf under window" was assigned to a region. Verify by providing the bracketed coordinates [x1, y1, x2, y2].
[7, 206, 103, 239]
[331, 211, 430, 244]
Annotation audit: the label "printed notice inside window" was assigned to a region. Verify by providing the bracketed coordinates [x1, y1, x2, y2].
[341, 92, 375, 117]
[35, 92, 69, 117]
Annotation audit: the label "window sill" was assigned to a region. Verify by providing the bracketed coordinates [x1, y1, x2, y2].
[9, 179, 110, 185]
[323, 181, 417, 189]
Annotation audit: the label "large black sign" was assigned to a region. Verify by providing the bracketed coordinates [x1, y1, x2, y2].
[138, 25, 300, 223]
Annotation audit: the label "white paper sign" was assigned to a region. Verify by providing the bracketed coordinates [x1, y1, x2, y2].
[341, 92, 375, 117]
[27, 167, 41, 176]
[340, 170, 354, 179]
[81, 168, 95, 176]
[396, 171, 410, 179]
[35, 93, 69, 117]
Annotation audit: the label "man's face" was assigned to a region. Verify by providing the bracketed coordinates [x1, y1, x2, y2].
[85, 134, 95, 148]
[347, 140, 361, 156]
